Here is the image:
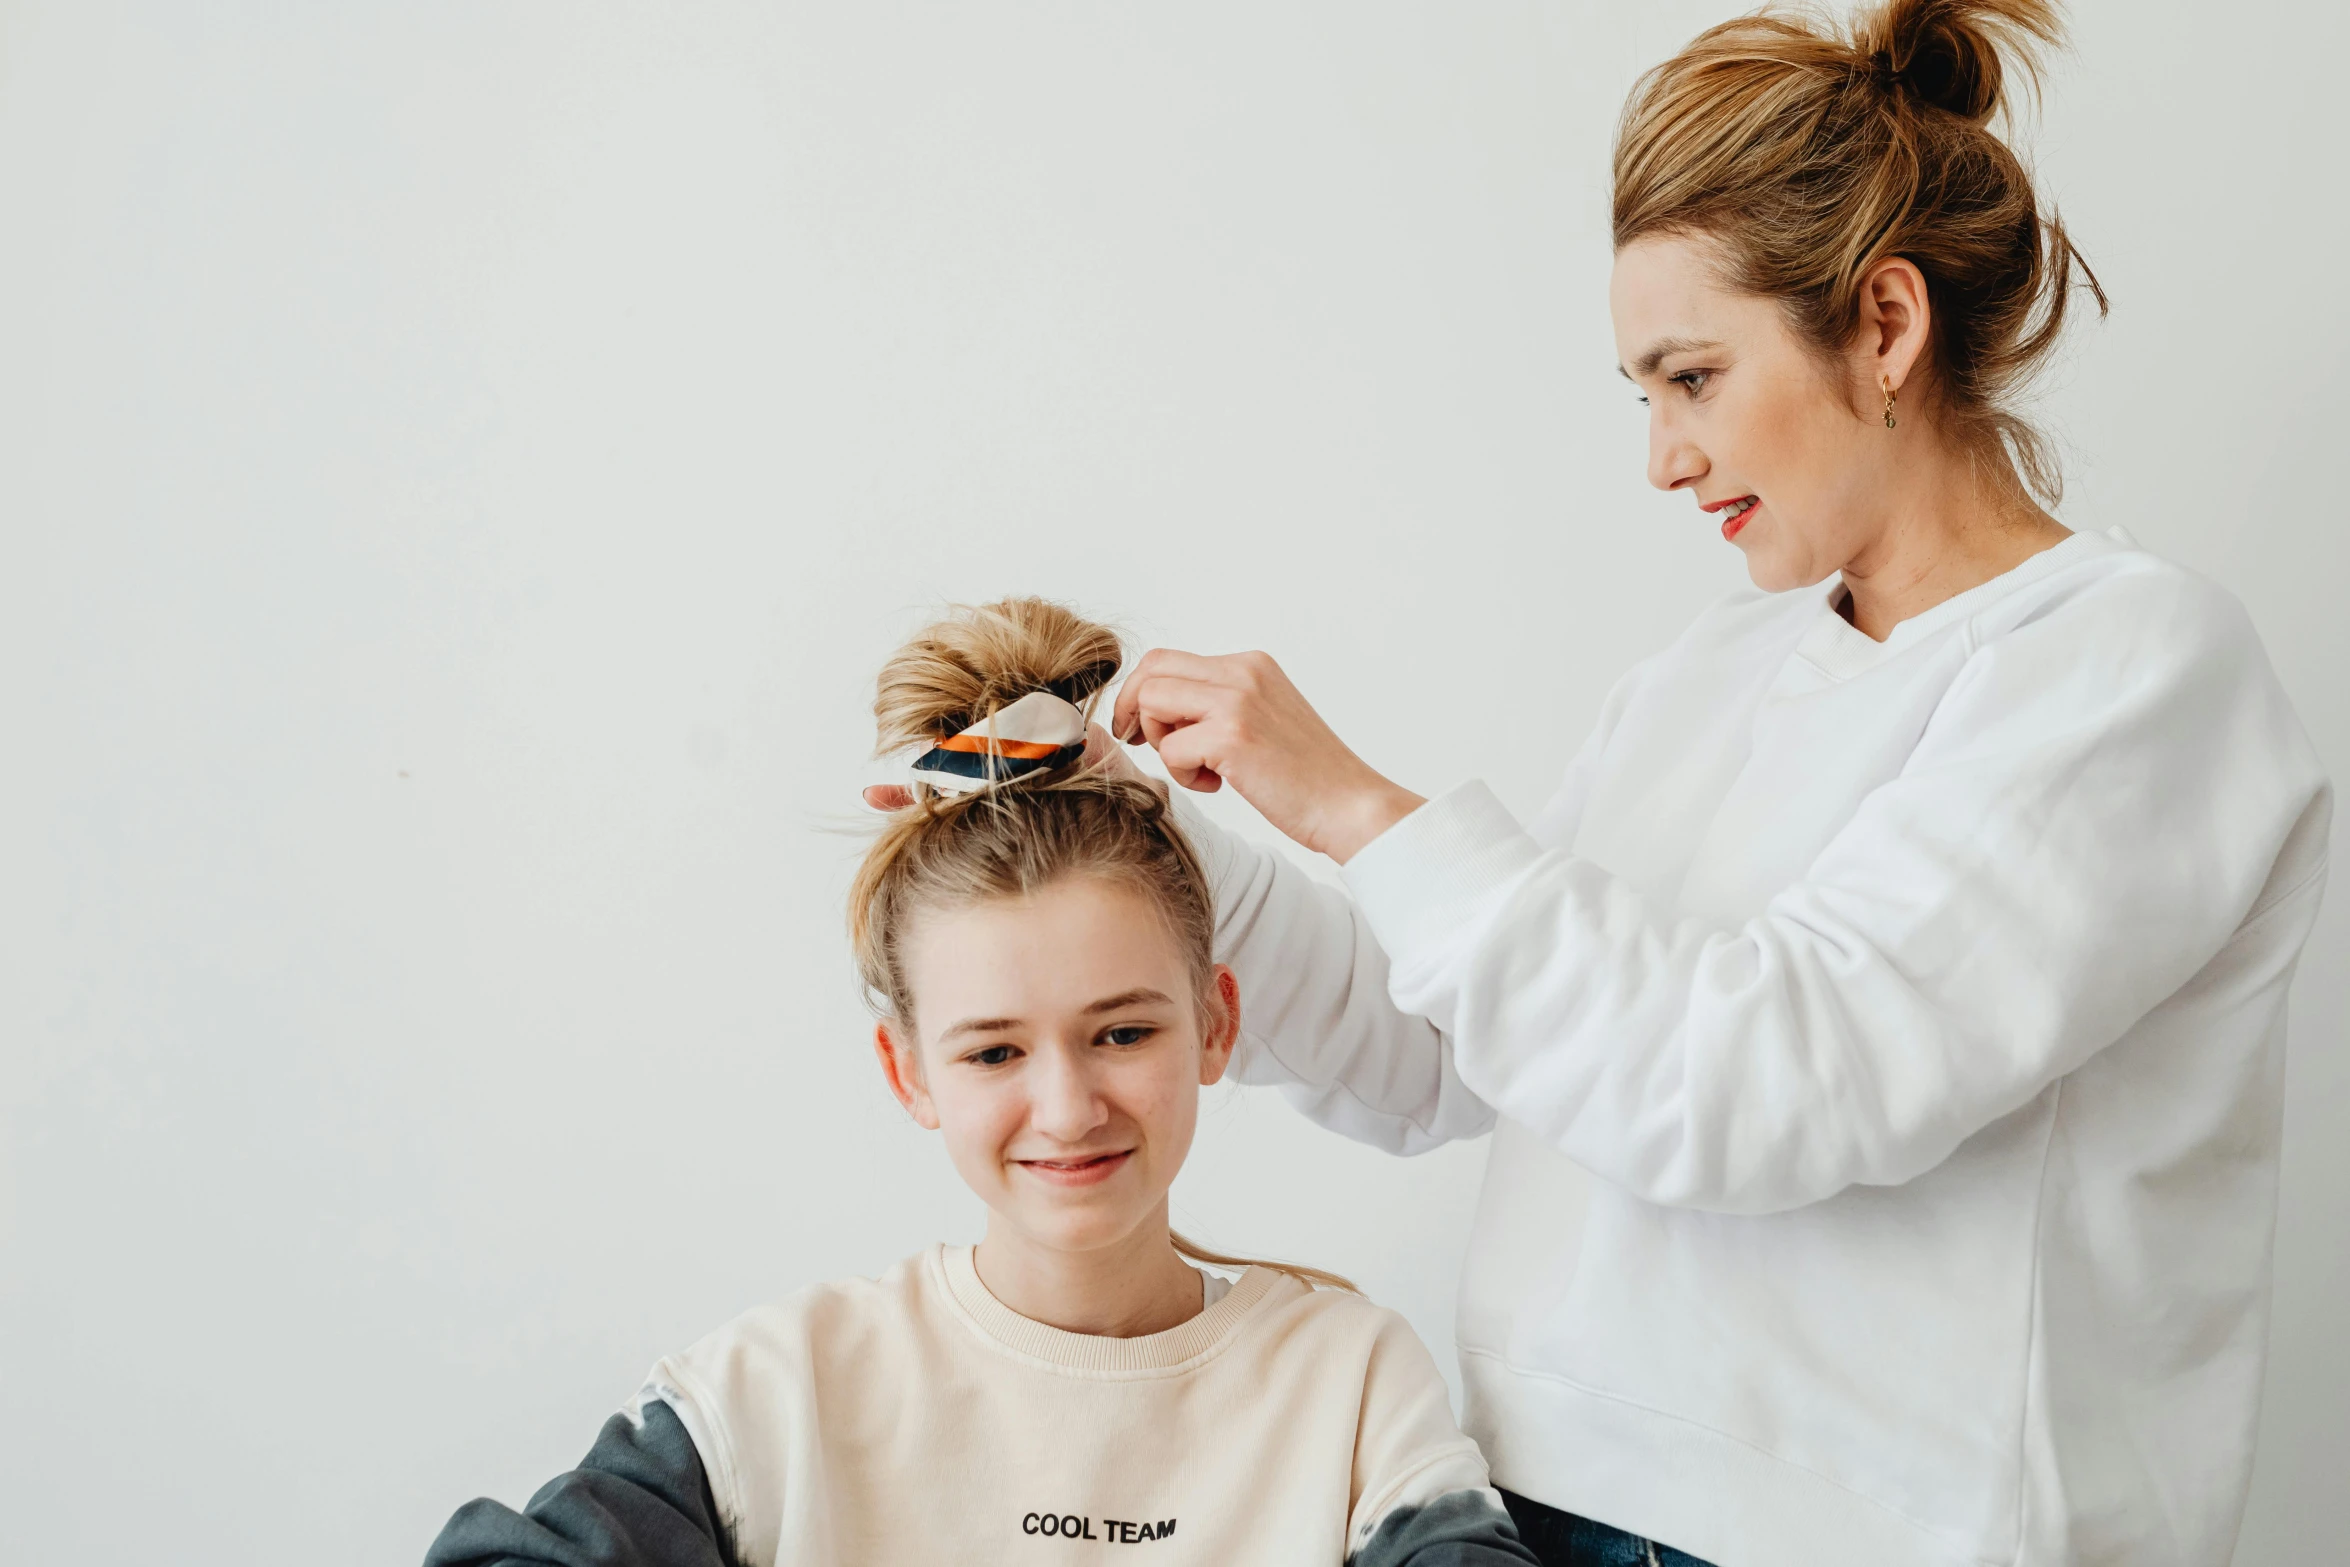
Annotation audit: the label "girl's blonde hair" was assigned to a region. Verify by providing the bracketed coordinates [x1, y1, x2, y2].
[848, 597, 1354, 1293]
[1613, 0, 2106, 504]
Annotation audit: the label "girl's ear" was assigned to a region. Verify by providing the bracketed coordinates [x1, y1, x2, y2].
[1198, 965, 1241, 1088]
[874, 1021, 941, 1130]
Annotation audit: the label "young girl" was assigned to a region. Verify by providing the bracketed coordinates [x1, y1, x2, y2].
[424, 599, 1537, 1567]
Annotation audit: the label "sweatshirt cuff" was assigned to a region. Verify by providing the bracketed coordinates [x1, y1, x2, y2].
[1342, 781, 1545, 964]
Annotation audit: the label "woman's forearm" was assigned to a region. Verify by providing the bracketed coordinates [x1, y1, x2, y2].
[1169, 792, 1493, 1154]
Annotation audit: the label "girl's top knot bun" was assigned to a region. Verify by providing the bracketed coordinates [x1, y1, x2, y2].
[1860, 0, 2058, 124]
[871, 597, 1123, 755]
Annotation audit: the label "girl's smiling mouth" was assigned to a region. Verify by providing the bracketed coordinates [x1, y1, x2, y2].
[1015, 1150, 1134, 1186]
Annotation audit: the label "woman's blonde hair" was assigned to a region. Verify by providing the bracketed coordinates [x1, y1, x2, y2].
[1613, 0, 2106, 503]
[848, 596, 1354, 1293]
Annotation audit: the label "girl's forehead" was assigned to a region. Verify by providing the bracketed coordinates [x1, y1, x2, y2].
[899, 879, 1193, 1026]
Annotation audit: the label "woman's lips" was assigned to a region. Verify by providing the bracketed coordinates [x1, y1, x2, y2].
[1015, 1150, 1133, 1187]
[1721, 497, 1759, 542]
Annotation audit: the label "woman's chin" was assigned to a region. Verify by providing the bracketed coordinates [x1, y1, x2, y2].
[1739, 541, 1820, 597]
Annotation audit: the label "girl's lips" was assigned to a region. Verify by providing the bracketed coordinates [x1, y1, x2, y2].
[1721, 498, 1759, 542]
[1015, 1149, 1133, 1187]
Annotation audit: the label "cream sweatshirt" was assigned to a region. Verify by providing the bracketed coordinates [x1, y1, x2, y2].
[427, 1246, 1534, 1567]
[1176, 529, 2331, 1567]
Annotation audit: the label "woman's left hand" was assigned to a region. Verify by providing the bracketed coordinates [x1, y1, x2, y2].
[1110, 648, 1424, 864]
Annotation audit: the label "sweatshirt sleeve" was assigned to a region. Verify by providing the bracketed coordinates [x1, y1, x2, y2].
[1171, 792, 1495, 1153]
[423, 1398, 736, 1567]
[1165, 655, 1649, 1157]
[1341, 569, 2332, 1215]
[1343, 1310, 1538, 1567]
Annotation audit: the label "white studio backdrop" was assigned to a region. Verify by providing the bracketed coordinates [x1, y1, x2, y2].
[2, 3, 2341, 1562]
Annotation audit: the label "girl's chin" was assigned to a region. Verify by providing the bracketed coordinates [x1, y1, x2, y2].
[997, 1208, 1165, 1258]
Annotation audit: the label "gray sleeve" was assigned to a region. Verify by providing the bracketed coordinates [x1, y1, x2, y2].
[1348, 1489, 1542, 1567]
[423, 1399, 735, 1567]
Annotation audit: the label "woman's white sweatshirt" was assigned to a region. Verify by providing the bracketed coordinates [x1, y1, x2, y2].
[1174, 530, 2330, 1567]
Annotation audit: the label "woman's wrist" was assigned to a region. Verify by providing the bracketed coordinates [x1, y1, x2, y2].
[1317, 777, 1426, 866]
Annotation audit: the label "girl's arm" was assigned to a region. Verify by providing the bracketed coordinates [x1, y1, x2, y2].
[1343, 1311, 1540, 1567]
[424, 1400, 735, 1567]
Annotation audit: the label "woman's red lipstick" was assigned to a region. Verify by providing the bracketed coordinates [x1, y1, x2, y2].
[1703, 495, 1759, 542]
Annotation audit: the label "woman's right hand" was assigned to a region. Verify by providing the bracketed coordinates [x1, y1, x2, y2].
[1111, 649, 1423, 864]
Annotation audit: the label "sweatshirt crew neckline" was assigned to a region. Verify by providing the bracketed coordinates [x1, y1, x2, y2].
[935, 1244, 1281, 1374]
[1796, 525, 2130, 681]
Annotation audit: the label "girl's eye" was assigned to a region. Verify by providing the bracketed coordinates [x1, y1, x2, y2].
[969, 1044, 1018, 1067]
[1671, 370, 1713, 396]
[1100, 1024, 1155, 1048]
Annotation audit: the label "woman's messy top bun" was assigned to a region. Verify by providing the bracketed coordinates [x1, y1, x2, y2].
[1614, 0, 2104, 503]
[1863, 0, 2040, 122]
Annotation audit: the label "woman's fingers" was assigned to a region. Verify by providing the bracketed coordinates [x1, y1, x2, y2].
[864, 784, 914, 811]
[1127, 672, 1232, 734]
[1080, 723, 1162, 791]
[1115, 645, 1419, 860]
[1124, 672, 1244, 792]
[1149, 717, 1227, 793]
[1111, 648, 1230, 742]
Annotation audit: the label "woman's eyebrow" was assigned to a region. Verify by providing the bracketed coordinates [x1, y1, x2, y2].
[1622, 336, 1724, 379]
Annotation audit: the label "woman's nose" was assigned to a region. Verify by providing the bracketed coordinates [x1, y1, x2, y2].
[1647, 409, 1704, 493]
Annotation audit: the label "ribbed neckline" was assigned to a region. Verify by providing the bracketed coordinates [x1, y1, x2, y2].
[934, 1244, 1281, 1375]
[1797, 525, 2132, 681]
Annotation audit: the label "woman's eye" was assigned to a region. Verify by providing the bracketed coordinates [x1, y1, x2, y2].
[969, 1044, 1018, 1067]
[1671, 370, 1713, 396]
[1100, 1025, 1155, 1048]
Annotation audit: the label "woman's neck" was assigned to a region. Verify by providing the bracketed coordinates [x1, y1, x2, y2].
[973, 1208, 1205, 1338]
[1835, 449, 2070, 641]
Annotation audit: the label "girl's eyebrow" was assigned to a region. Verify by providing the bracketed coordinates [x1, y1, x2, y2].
[936, 989, 1174, 1041]
[938, 1014, 1022, 1042]
[1083, 988, 1175, 1015]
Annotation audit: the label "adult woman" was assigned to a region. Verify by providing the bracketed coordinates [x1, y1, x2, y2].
[1108, 3, 2332, 1565]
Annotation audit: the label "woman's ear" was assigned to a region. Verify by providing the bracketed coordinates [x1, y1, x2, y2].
[1854, 254, 1932, 404]
[1198, 966, 1241, 1087]
[873, 1021, 941, 1129]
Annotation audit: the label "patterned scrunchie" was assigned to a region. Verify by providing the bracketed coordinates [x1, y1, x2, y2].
[909, 690, 1087, 795]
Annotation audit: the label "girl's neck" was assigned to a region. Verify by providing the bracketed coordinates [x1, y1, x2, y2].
[973, 1207, 1206, 1338]
[1836, 445, 2070, 642]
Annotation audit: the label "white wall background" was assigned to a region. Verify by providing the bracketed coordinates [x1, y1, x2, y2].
[2, 3, 2341, 1562]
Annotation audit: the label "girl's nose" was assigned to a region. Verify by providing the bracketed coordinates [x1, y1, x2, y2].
[1027, 1045, 1110, 1142]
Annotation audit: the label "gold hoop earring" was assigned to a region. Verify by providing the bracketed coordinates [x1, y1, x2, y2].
[1882, 378, 1898, 430]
